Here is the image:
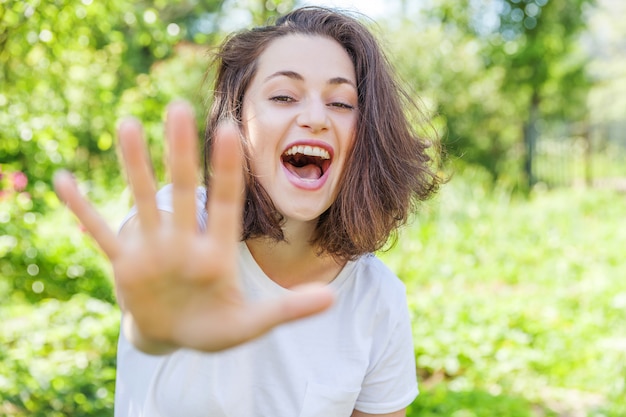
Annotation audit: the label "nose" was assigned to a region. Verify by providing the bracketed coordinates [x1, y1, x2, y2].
[296, 98, 329, 133]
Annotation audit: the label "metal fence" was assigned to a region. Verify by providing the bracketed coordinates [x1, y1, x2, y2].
[532, 120, 626, 190]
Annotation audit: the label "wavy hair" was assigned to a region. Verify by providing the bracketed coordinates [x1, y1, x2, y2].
[204, 6, 442, 260]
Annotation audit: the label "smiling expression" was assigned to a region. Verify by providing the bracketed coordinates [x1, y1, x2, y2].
[242, 35, 358, 225]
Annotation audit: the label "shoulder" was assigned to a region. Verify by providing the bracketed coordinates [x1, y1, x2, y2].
[339, 254, 409, 325]
[154, 184, 208, 230]
[350, 254, 408, 302]
[154, 184, 207, 207]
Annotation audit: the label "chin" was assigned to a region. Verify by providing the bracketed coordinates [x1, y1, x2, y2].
[282, 203, 331, 224]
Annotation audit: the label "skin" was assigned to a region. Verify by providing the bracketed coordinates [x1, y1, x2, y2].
[242, 34, 358, 288]
[242, 34, 358, 225]
[54, 35, 406, 416]
[54, 103, 334, 354]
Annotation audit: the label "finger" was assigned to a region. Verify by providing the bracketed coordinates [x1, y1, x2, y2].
[54, 170, 120, 260]
[206, 121, 244, 245]
[118, 118, 160, 232]
[166, 101, 199, 232]
[243, 285, 335, 339]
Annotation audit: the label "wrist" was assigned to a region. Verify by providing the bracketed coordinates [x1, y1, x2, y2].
[122, 313, 179, 356]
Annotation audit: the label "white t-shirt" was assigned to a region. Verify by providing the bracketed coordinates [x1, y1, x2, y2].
[114, 185, 418, 417]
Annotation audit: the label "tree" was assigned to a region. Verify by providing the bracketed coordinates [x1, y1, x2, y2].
[489, 0, 594, 186]
[0, 0, 225, 302]
[390, 0, 594, 186]
[0, 0, 225, 201]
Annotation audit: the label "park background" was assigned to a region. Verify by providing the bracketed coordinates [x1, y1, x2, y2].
[1, 0, 625, 415]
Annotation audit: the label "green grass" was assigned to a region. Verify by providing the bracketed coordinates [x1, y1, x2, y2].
[2, 167, 625, 415]
[381, 167, 626, 416]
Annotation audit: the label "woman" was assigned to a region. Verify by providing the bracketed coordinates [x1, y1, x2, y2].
[55, 6, 441, 416]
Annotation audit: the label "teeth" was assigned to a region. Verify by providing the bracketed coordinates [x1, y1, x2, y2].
[284, 145, 330, 159]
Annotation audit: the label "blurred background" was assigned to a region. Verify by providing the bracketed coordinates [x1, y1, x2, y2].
[1, 0, 625, 416]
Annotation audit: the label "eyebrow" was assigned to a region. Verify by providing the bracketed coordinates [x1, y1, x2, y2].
[264, 70, 356, 88]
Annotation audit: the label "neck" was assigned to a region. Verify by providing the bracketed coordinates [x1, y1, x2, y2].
[245, 220, 345, 288]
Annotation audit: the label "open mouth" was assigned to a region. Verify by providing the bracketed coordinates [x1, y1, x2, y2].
[281, 145, 332, 181]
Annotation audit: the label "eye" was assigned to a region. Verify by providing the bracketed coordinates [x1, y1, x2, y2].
[270, 95, 296, 103]
[329, 102, 355, 110]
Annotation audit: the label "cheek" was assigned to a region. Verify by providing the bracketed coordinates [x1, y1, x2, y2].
[342, 130, 357, 164]
[246, 138, 274, 179]
[242, 107, 270, 147]
[244, 111, 286, 164]
[241, 111, 265, 178]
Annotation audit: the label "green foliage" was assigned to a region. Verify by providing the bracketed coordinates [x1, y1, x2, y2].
[381, 166, 626, 416]
[1, 0, 222, 303]
[389, 21, 524, 184]
[389, 0, 595, 184]
[238, 0, 296, 25]
[0, 0, 225, 210]
[2, 168, 625, 415]
[0, 178, 116, 303]
[408, 385, 557, 417]
[0, 295, 119, 416]
[1, 1, 624, 415]
[492, 0, 591, 117]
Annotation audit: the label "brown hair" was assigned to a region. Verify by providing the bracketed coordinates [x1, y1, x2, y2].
[204, 6, 442, 260]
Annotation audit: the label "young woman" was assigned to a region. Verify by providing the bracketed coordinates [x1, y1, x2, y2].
[55, 6, 441, 417]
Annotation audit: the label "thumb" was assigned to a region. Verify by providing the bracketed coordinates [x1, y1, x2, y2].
[278, 283, 335, 321]
[244, 284, 335, 338]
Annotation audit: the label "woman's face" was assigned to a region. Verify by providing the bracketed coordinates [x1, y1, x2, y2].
[242, 34, 358, 225]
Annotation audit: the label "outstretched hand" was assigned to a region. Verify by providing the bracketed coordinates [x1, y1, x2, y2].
[54, 101, 334, 354]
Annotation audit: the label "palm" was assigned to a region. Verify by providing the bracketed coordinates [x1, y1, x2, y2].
[112, 227, 242, 352]
[54, 101, 333, 353]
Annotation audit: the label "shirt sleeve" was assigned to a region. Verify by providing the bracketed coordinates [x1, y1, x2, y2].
[354, 290, 419, 414]
[118, 184, 208, 232]
[114, 322, 166, 417]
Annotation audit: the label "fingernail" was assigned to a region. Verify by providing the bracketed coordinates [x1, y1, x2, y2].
[117, 117, 141, 136]
[167, 100, 194, 117]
